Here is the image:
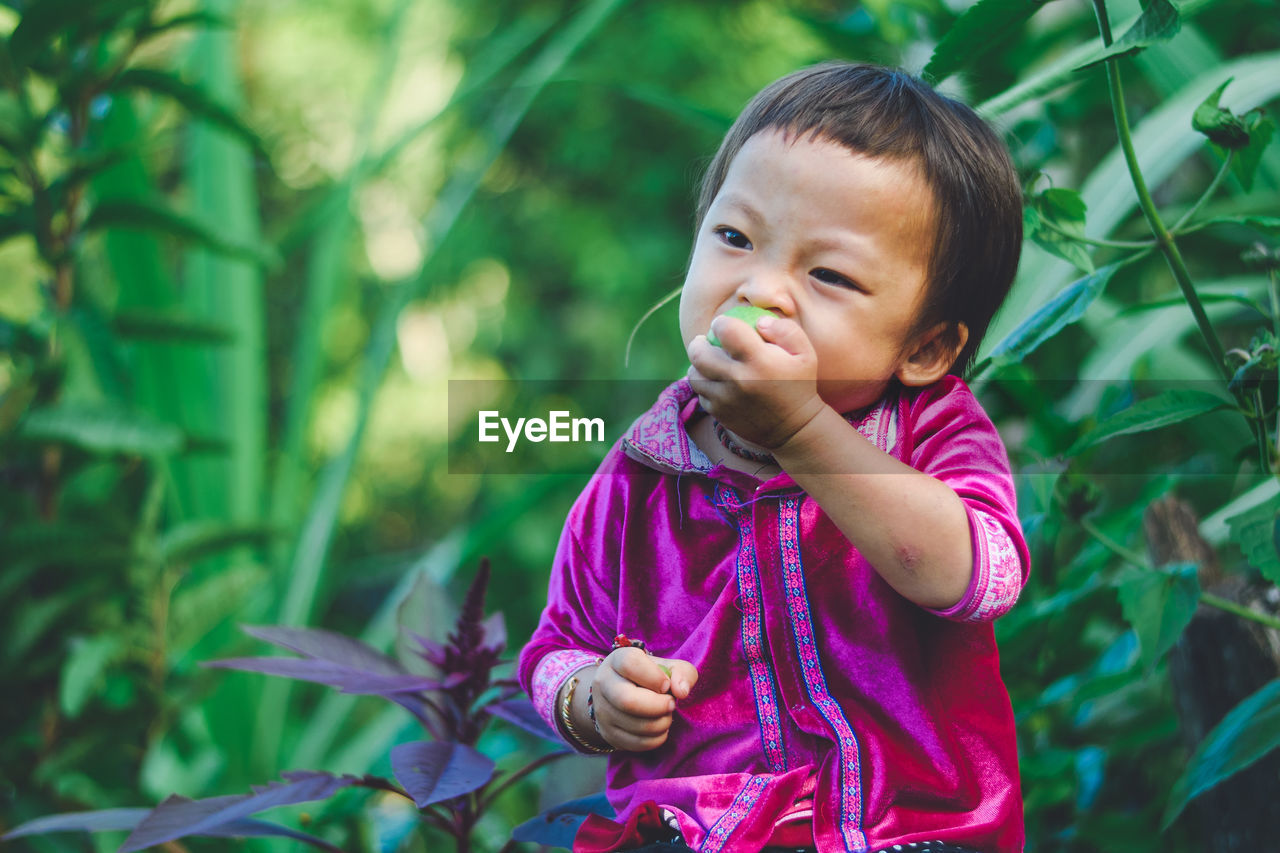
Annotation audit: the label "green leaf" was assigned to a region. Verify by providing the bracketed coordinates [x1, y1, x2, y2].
[1193, 78, 1251, 149]
[1114, 562, 1201, 672]
[1026, 187, 1094, 273]
[1066, 389, 1231, 455]
[113, 68, 266, 158]
[1163, 678, 1280, 827]
[0, 91, 33, 153]
[1117, 290, 1266, 317]
[1226, 493, 1280, 584]
[1232, 113, 1275, 191]
[394, 568, 456, 672]
[59, 635, 125, 719]
[137, 11, 232, 42]
[19, 403, 185, 456]
[987, 263, 1119, 368]
[924, 0, 1058, 83]
[156, 521, 278, 566]
[1074, 0, 1182, 72]
[112, 309, 235, 344]
[1196, 214, 1280, 234]
[85, 198, 279, 267]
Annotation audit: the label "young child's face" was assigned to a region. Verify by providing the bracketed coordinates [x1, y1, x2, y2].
[680, 129, 941, 414]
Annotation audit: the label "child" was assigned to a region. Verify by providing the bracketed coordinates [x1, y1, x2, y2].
[517, 62, 1029, 853]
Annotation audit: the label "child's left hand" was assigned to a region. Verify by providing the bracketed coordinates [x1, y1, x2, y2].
[687, 312, 828, 451]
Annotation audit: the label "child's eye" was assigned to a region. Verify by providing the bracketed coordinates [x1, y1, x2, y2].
[812, 268, 860, 290]
[714, 227, 752, 250]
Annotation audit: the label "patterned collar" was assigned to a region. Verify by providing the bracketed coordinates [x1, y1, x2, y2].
[621, 379, 901, 476]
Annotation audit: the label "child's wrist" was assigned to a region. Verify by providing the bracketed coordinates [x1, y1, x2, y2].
[559, 666, 614, 754]
[771, 400, 837, 462]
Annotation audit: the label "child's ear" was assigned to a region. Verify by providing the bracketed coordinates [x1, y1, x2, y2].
[896, 322, 968, 387]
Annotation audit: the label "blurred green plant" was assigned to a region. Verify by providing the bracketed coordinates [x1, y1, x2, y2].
[4, 0, 1280, 850]
[4, 559, 571, 853]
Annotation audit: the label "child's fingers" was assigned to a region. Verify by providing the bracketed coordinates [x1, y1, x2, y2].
[592, 684, 674, 752]
[753, 314, 812, 358]
[608, 646, 671, 695]
[596, 655, 676, 718]
[655, 657, 699, 700]
[707, 315, 762, 357]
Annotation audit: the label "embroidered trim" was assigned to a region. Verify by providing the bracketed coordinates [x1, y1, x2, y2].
[698, 774, 771, 853]
[924, 507, 1024, 623]
[850, 389, 899, 456]
[530, 649, 604, 749]
[716, 484, 788, 773]
[780, 497, 868, 852]
[622, 380, 702, 473]
[964, 509, 1024, 622]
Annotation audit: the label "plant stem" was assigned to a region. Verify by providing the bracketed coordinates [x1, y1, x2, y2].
[1035, 216, 1155, 250]
[1200, 592, 1280, 632]
[1080, 516, 1149, 569]
[1089, 0, 1230, 384]
[1171, 152, 1235, 234]
[1080, 516, 1280, 633]
[1269, 265, 1280, 470]
[477, 749, 573, 812]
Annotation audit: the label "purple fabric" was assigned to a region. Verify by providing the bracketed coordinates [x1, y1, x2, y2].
[517, 377, 1029, 853]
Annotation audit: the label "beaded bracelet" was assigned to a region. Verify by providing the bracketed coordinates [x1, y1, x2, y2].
[560, 675, 614, 754]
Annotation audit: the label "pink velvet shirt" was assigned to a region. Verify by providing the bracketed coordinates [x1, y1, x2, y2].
[517, 377, 1029, 852]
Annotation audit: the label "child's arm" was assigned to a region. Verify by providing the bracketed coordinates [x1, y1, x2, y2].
[688, 314, 979, 612]
[772, 404, 973, 610]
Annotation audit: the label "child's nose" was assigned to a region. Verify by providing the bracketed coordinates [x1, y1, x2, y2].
[738, 267, 795, 314]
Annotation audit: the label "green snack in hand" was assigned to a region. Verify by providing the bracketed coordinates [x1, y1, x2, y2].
[658, 663, 672, 677]
[708, 305, 773, 347]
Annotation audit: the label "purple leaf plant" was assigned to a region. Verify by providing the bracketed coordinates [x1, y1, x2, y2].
[3, 559, 570, 853]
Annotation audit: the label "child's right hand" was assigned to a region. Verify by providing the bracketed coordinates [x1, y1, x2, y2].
[590, 647, 698, 752]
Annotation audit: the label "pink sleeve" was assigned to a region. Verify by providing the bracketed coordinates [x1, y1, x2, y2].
[529, 649, 606, 752]
[517, 470, 621, 746]
[905, 377, 1030, 622]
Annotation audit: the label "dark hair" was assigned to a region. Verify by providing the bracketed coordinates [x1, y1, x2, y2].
[696, 62, 1022, 375]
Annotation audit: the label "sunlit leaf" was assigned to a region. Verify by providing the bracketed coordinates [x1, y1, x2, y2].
[85, 198, 278, 266]
[114, 68, 266, 157]
[1074, 0, 1182, 71]
[19, 403, 184, 456]
[1226, 493, 1280, 584]
[111, 309, 235, 344]
[59, 635, 125, 718]
[924, 0, 1058, 83]
[1114, 563, 1200, 672]
[1066, 389, 1231, 455]
[156, 521, 277, 565]
[390, 741, 495, 808]
[987, 264, 1119, 368]
[1163, 679, 1280, 827]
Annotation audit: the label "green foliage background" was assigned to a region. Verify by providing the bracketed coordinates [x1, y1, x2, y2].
[2, 0, 1279, 850]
